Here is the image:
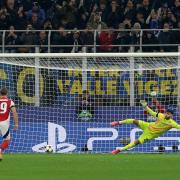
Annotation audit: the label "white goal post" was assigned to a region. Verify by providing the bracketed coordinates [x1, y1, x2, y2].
[0, 52, 180, 153]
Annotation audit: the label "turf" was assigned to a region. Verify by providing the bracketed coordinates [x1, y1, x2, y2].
[0, 154, 180, 180]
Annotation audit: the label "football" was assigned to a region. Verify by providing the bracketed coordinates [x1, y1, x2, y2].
[150, 91, 157, 97]
[45, 145, 53, 153]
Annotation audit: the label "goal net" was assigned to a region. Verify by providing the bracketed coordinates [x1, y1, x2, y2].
[0, 52, 180, 153]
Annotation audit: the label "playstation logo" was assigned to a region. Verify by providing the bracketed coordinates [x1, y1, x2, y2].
[32, 122, 76, 153]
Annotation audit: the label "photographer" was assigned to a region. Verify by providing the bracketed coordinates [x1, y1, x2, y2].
[76, 90, 94, 121]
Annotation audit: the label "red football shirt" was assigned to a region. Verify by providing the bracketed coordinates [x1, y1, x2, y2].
[0, 96, 15, 122]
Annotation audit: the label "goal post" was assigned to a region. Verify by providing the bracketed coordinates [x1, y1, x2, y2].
[0, 52, 180, 153]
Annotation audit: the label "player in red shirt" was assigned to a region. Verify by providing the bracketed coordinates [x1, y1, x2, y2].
[0, 87, 18, 160]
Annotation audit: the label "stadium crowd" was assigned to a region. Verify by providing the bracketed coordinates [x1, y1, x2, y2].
[0, 0, 179, 53]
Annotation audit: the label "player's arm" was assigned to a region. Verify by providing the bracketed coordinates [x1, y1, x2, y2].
[174, 124, 180, 129]
[140, 100, 158, 117]
[170, 121, 180, 129]
[145, 106, 159, 117]
[11, 106, 18, 131]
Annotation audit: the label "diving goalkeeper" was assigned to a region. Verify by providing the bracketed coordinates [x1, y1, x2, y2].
[111, 100, 180, 154]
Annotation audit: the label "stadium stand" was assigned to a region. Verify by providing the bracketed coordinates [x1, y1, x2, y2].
[0, 0, 179, 52]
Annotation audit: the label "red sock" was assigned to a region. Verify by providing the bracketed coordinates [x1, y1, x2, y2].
[0, 140, 10, 151]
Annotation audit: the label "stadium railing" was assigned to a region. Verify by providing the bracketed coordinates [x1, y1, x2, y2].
[0, 29, 179, 53]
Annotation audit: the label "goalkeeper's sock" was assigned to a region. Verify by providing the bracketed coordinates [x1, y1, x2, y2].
[120, 119, 134, 124]
[121, 141, 136, 151]
[0, 140, 10, 151]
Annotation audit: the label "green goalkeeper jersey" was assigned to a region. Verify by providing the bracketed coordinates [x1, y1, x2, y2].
[146, 107, 180, 136]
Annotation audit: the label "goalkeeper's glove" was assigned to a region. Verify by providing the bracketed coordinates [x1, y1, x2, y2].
[140, 100, 147, 108]
[111, 121, 120, 126]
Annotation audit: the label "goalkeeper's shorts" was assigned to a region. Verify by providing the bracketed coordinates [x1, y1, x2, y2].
[137, 120, 156, 144]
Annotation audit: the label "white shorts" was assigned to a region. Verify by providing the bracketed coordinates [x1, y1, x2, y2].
[0, 120, 10, 139]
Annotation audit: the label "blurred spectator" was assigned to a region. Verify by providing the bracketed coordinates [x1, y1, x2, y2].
[146, 9, 160, 35]
[106, 0, 123, 28]
[27, 1, 45, 25]
[130, 22, 141, 52]
[160, 8, 177, 29]
[175, 20, 180, 41]
[30, 13, 41, 30]
[166, 9, 177, 28]
[114, 22, 131, 52]
[56, 0, 78, 29]
[76, 0, 89, 29]
[37, 31, 48, 53]
[82, 25, 94, 52]
[98, 28, 116, 52]
[17, 24, 37, 53]
[97, 0, 108, 23]
[142, 31, 159, 52]
[5, 0, 17, 27]
[87, 11, 107, 30]
[158, 3, 177, 28]
[157, 2, 169, 25]
[158, 22, 175, 52]
[123, 0, 136, 23]
[16, 3, 27, 30]
[0, 8, 10, 29]
[135, 11, 146, 29]
[43, 18, 52, 30]
[171, 0, 180, 20]
[70, 29, 84, 53]
[51, 26, 68, 53]
[5, 25, 17, 52]
[137, 0, 151, 20]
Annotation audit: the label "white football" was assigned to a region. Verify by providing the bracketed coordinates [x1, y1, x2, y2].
[45, 144, 53, 153]
[150, 91, 157, 97]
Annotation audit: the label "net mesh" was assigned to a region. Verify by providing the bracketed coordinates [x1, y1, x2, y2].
[0, 53, 180, 153]
[0, 53, 179, 70]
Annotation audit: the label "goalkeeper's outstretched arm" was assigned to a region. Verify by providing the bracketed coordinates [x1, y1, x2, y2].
[171, 121, 180, 129]
[140, 100, 158, 117]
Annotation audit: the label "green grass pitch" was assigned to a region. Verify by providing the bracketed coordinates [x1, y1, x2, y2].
[1, 154, 180, 180]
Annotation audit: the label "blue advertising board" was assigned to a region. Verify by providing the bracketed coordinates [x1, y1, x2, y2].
[2, 107, 180, 153]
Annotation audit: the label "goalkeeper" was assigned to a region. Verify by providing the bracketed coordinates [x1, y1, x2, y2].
[111, 100, 180, 154]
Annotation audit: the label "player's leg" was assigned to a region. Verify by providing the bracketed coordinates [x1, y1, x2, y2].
[112, 132, 150, 155]
[111, 119, 140, 126]
[112, 139, 140, 154]
[111, 122, 150, 154]
[138, 130, 155, 145]
[0, 120, 10, 160]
